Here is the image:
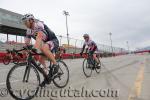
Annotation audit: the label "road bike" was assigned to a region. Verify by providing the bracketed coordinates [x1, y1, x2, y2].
[6, 45, 69, 100]
[82, 51, 101, 77]
[2, 49, 22, 65]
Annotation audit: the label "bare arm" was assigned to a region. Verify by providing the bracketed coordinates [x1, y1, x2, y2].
[81, 44, 86, 53]
[34, 31, 44, 49]
[24, 37, 31, 45]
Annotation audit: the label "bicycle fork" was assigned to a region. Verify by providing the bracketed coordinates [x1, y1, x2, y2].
[23, 60, 33, 83]
[23, 65, 30, 82]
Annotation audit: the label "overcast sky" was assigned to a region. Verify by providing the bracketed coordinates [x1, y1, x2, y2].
[0, 0, 150, 50]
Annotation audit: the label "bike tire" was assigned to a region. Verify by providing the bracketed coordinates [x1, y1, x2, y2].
[6, 62, 40, 100]
[95, 59, 101, 74]
[13, 57, 19, 64]
[2, 56, 11, 65]
[82, 58, 92, 77]
[53, 60, 69, 88]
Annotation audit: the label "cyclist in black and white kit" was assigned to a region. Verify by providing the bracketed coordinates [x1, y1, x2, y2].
[22, 14, 59, 86]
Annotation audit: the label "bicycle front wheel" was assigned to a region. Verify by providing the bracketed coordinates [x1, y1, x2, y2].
[83, 58, 92, 77]
[53, 60, 69, 88]
[6, 62, 40, 100]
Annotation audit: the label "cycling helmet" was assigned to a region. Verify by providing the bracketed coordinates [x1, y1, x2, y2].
[22, 14, 34, 21]
[83, 34, 89, 38]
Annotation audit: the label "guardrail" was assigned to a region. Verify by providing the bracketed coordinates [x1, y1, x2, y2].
[56, 35, 127, 54]
[0, 34, 128, 54]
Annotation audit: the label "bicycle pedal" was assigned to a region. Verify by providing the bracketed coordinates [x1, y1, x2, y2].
[57, 72, 63, 76]
[96, 66, 101, 69]
[39, 81, 47, 87]
[92, 67, 95, 70]
[37, 63, 41, 66]
[52, 72, 62, 79]
[47, 80, 52, 84]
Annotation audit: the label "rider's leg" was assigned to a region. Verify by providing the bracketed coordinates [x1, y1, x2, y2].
[41, 43, 59, 78]
[34, 32, 49, 74]
[93, 54, 100, 64]
[34, 34, 57, 65]
[38, 56, 49, 75]
[36, 44, 57, 74]
[40, 44, 57, 65]
[38, 56, 46, 67]
[35, 33, 57, 87]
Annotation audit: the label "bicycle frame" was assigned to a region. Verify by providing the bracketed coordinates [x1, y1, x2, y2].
[22, 51, 49, 83]
[6, 45, 69, 100]
[7, 50, 21, 60]
[6, 52, 13, 59]
[83, 51, 100, 67]
[17, 45, 64, 83]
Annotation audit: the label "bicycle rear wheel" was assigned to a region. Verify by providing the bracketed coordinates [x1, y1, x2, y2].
[2, 56, 11, 65]
[13, 56, 19, 64]
[6, 62, 40, 100]
[83, 58, 92, 77]
[53, 60, 69, 88]
[95, 59, 101, 74]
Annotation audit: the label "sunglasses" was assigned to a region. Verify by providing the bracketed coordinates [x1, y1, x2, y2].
[83, 37, 89, 39]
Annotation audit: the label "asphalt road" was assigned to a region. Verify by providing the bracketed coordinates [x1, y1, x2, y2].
[0, 54, 150, 100]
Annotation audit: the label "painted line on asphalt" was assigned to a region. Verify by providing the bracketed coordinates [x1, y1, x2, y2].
[128, 59, 145, 100]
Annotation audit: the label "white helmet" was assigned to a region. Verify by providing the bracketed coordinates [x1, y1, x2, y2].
[83, 33, 89, 38]
[22, 14, 34, 21]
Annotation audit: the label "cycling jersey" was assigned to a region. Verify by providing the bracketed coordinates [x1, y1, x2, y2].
[81, 40, 98, 53]
[25, 21, 59, 52]
[25, 21, 57, 42]
[83, 39, 98, 51]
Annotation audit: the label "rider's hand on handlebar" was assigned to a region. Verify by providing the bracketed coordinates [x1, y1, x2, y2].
[23, 45, 33, 50]
[80, 52, 83, 56]
[89, 50, 94, 55]
[32, 48, 37, 53]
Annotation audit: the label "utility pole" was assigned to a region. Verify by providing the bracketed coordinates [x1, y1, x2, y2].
[63, 10, 70, 51]
[75, 39, 77, 53]
[59, 35, 62, 46]
[126, 41, 129, 53]
[109, 32, 113, 55]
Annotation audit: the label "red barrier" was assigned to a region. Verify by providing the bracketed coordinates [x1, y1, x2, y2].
[0, 53, 6, 63]
[0, 52, 6, 59]
[0, 51, 129, 62]
[134, 50, 150, 54]
[0, 52, 84, 63]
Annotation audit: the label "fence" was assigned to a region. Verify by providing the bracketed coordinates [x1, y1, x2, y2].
[56, 35, 127, 54]
[0, 34, 127, 54]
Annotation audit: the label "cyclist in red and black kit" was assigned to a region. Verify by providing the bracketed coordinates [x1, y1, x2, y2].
[80, 34, 100, 65]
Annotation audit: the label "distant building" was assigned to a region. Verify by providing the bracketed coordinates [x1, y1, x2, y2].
[0, 8, 26, 38]
[62, 44, 81, 53]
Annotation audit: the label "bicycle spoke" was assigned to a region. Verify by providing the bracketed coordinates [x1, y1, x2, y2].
[53, 61, 69, 88]
[6, 63, 40, 100]
[83, 59, 92, 77]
